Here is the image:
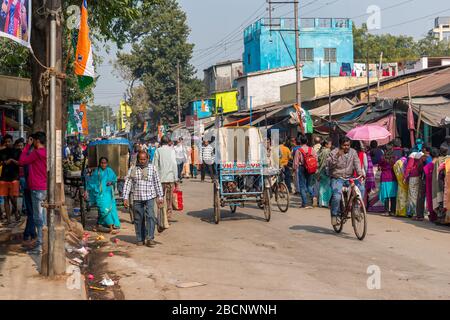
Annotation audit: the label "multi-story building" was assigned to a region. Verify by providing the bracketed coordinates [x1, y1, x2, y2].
[243, 18, 354, 78]
[203, 60, 243, 96]
[429, 17, 450, 42]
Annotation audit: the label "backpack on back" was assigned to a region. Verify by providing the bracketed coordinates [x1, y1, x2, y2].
[300, 147, 318, 174]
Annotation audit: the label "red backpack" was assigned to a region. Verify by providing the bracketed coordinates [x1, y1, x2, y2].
[300, 147, 318, 174]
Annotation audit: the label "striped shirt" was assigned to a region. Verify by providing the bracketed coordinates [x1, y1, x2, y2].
[201, 145, 215, 165]
[122, 164, 164, 201]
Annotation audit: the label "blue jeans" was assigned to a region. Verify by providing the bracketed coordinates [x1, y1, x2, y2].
[283, 166, 292, 193]
[330, 178, 363, 217]
[23, 189, 36, 240]
[133, 199, 156, 242]
[31, 190, 47, 249]
[297, 167, 315, 207]
[177, 163, 184, 181]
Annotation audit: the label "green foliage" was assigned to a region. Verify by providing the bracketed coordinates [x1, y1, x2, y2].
[0, 38, 30, 77]
[353, 24, 450, 63]
[116, 0, 205, 124]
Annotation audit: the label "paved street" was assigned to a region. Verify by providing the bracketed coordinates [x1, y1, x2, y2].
[87, 178, 450, 300]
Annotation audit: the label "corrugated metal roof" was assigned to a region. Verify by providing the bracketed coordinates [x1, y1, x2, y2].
[378, 68, 450, 99]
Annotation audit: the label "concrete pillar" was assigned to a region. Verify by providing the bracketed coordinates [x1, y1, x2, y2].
[41, 226, 49, 276]
[53, 225, 66, 275]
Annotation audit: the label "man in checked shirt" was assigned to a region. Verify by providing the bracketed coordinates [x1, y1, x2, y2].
[123, 151, 164, 247]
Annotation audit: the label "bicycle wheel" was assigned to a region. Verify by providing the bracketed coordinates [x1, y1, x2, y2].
[332, 200, 345, 233]
[351, 197, 367, 240]
[275, 182, 290, 213]
[263, 188, 271, 222]
[213, 183, 221, 224]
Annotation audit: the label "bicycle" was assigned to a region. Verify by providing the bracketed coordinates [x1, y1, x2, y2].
[257, 168, 290, 213]
[332, 176, 367, 241]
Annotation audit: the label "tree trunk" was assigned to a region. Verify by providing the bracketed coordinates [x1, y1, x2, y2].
[31, 0, 49, 132]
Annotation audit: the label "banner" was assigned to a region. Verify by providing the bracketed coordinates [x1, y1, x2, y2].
[80, 103, 89, 136]
[67, 103, 88, 136]
[74, 0, 95, 90]
[118, 100, 132, 132]
[0, 0, 32, 48]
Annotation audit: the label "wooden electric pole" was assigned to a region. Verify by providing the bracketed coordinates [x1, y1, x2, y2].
[177, 61, 181, 125]
[43, 0, 65, 277]
[294, 0, 301, 107]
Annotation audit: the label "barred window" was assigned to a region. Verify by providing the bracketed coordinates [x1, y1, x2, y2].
[324, 48, 336, 63]
[300, 48, 314, 62]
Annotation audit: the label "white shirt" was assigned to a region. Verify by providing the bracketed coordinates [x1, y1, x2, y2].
[174, 144, 187, 164]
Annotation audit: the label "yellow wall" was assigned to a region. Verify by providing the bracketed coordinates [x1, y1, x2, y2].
[280, 77, 379, 104]
[214, 90, 239, 114]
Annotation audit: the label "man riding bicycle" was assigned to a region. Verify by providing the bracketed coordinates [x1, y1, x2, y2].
[326, 137, 364, 226]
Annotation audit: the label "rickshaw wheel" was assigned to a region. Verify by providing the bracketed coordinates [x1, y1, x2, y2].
[214, 182, 220, 224]
[263, 188, 271, 222]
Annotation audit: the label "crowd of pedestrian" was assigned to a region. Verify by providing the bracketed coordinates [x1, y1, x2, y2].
[0, 132, 47, 255]
[85, 135, 217, 248]
[278, 134, 450, 225]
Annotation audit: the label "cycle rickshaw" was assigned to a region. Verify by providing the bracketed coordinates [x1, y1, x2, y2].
[80, 138, 131, 228]
[213, 127, 272, 224]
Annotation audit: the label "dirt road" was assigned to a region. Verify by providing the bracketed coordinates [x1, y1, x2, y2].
[87, 179, 450, 300]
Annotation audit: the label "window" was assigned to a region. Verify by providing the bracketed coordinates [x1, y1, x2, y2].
[334, 19, 349, 28]
[240, 86, 245, 99]
[300, 48, 314, 62]
[324, 48, 337, 63]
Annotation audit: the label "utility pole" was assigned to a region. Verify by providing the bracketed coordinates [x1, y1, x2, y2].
[294, 0, 301, 107]
[45, 0, 65, 277]
[328, 62, 332, 128]
[268, 1, 301, 105]
[377, 52, 383, 99]
[177, 61, 181, 125]
[366, 51, 370, 104]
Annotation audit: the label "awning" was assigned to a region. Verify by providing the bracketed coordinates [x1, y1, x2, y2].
[309, 98, 362, 117]
[410, 102, 450, 127]
[0, 75, 32, 103]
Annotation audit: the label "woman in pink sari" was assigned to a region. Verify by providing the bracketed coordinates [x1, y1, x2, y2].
[424, 148, 439, 222]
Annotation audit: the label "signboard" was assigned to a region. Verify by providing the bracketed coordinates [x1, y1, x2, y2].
[185, 115, 197, 129]
[0, 0, 32, 48]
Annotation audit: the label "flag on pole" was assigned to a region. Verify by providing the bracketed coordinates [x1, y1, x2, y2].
[74, 0, 95, 90]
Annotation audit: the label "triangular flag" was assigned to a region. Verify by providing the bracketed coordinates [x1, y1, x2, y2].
[74, 0, 95, 90]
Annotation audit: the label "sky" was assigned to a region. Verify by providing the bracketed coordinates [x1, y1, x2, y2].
[93, 0, 450, 109]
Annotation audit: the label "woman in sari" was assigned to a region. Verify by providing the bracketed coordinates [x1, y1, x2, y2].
[432, 146, 449, 219]
[317, 140, 332, 207]
[86, 157, 121, 233]
[404, 152, 425, 219]
[424, 148, 439, 222]
[393, 154, 408, 217]
[378, 143, 398, 216]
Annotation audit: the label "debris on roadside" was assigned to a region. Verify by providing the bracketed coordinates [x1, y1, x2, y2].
[176, 282, 207, 288]
[100, 274, 115, 287]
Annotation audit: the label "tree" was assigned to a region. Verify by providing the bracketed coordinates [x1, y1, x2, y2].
[87, 105, 114, 137]
[353, 24, 418, 63]
[115, 0, 205, 126]
[28, 0, 160, 131]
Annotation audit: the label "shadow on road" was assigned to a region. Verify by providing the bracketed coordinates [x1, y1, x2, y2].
[113, 235, 139, 245]
[187, 208, 267, 224]
[289, 225, 357, 240]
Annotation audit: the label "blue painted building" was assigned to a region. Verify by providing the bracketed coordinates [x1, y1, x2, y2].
[243, 18, 354, 78]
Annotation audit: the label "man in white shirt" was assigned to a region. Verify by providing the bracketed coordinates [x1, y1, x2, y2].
[174, 138, 187, 182]
[201, 139, 215, 182]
